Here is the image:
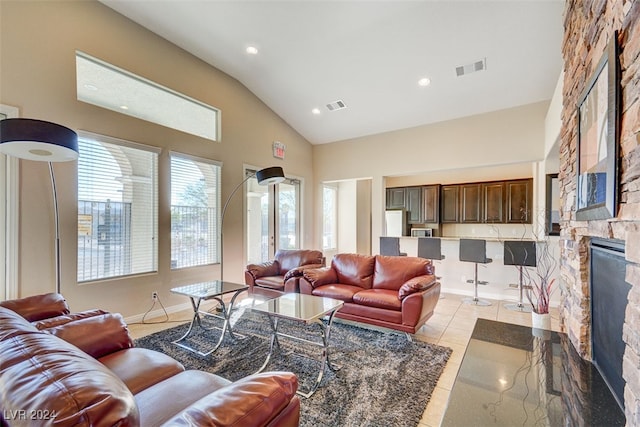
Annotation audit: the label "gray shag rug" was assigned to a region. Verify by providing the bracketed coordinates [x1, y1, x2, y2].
[134, 309, 452, 427]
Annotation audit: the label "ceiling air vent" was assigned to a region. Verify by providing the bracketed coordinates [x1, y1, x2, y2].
[455, 58, 487, 77]
[326, 100, 347, 111]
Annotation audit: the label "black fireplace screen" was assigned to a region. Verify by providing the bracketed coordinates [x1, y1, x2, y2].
[590, 238, 630, 411]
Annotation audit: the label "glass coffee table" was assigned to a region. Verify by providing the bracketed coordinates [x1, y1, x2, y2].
[251, 293, 344, 398]
[170, 280, 248, 356]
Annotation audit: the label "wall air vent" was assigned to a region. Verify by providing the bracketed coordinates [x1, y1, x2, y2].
[455, 58, 487, 77]
[326, 100, 347, 111]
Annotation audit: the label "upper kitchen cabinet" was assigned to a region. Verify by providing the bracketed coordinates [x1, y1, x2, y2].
[506, 179, 533, 223]
[422, 185, 440, 224]
[386, 187, 406, 210]
[482, 182, 505, 223]
[441, 185, 460, 223]
[405, 186, 423, 224]
[460, 183, 482, 223]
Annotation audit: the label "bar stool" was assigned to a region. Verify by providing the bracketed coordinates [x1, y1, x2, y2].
[459, 238, 492, 306]
[380, 237, 407, 256]
[503, 240, 537, 312]
[417, 237, 445, 280]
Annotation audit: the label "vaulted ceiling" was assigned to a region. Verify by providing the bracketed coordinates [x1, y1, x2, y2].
[101, 0, 565, 145]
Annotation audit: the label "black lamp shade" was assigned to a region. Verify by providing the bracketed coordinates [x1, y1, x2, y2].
[0, 118, 78, 162]
[256, 166, 285, 186]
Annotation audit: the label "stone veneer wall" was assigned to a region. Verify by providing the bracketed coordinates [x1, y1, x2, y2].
[559, 0, 640, 423]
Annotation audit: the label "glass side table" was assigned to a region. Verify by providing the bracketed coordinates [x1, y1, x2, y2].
[251, 293, 344, 397]
[170, 280, 248, 356]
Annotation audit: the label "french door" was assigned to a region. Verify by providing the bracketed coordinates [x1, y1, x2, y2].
[245, 169, 300, 264]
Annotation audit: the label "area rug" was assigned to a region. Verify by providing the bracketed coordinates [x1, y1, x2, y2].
[135, 310, 452, 427]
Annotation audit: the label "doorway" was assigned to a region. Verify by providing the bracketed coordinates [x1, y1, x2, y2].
[245, 169, 300, 264]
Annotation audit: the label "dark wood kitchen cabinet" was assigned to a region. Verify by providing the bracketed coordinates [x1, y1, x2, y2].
[386, 188, 406, 210]
[460, 184, 482, 223]
[405, 186, 423, 224]
[482, 182, 505, 223]
[440, 185, 459, 223]
[422, 185, 440, 223]
[506, 179, 533, 223]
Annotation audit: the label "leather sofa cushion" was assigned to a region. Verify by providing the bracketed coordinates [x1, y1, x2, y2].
[0, 306, 39, 340]
[135, 370, 233, 426]
[44, 313, 134, 359]
[353, 289, 402, 310]
[311, 284, 362, 302]
[332, 253, 375, 289]
[0, 292, 69, 322]
[255, 276, 286, 290]
[1, 331, 138, 426]
[372, 255, 434, 290]
[275, 249, 323, 274]
[100, 347, 185, 394]
[159, 372, 299, 427]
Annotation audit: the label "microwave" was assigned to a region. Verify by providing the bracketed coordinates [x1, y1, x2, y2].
[411, 228, 433, 237]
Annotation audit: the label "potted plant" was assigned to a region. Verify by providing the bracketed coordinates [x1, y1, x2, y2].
[522, 237, 557, 329]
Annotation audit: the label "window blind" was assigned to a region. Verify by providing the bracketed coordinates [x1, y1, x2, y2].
[77, 134, 158, 282]
[170, 153, 221, 269]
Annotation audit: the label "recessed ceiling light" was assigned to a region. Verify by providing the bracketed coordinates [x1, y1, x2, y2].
[120, 105, 129, 110]
[312, 108, 321, 115]
[246, 46, 259, 55]
[418, 77, 431, 87]
[84, 84, 98, 91]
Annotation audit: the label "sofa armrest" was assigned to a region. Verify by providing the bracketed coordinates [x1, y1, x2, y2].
[44, 312, 134, 358]
[160, 372, 300, 426]
[32, 308, 108, 330]
[0, 293, 70, 322]
[398, 274, 437, 300]
[283, 263, 325, 281]
[302, 267, 338, 289]
[246, 260, 281, 282]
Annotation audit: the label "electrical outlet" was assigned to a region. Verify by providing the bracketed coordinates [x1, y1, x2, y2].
[151, 291, 158, 300]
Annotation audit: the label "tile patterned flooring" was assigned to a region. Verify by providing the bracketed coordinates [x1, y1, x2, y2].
[127, 292, 560, 427]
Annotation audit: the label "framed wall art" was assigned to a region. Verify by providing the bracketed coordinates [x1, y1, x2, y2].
[576, 31, 619, 221]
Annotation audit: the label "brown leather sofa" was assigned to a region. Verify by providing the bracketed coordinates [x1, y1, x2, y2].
[298, 253, 441, 334]
[245, 249, 324, 296]
[0, 293, 300, 427]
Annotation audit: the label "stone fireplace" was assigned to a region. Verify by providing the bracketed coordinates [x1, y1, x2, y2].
[559, 0, 640, 423]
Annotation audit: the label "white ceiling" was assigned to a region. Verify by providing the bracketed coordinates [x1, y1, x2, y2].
[100, 0, 565, 145]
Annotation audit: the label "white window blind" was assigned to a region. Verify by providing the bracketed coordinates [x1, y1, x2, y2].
[170, 153, 221, 269]
[77, 134, 158, 282]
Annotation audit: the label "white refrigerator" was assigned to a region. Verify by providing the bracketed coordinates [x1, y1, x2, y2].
[385, 210, 406, 237]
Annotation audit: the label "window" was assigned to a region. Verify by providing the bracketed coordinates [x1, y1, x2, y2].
[322, 184, 338, 250]
[170, 153, 221, 269]
[76, 51, 220, 141]
[77, 133, 159, 282]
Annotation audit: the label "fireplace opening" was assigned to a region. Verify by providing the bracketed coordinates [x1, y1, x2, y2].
[590, 237, 630, 411]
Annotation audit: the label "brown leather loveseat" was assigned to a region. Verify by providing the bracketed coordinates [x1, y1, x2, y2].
[298, 253, 440, 334]
[245, 249, 324, 296]
[0, 293, 300, 426]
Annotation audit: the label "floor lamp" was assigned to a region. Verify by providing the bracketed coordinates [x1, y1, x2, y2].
[0, 118, 79, 295]
[219, 166, 285, 282]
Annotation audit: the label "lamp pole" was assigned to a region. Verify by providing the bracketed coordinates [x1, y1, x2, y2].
[218, 166, 285, 283]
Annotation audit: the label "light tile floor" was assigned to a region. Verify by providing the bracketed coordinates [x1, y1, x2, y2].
[127, 292, 560, 427]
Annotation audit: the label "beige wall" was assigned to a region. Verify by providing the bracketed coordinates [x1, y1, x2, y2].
[0, 1, 314, 316]
[313, 101, 550, 250]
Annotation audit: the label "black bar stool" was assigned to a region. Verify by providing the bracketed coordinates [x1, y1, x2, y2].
[459, 238, 492, 306]
[380, 237, 407, 256]
[417, 237, 445, 280]
[503, 240, 537, 312]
